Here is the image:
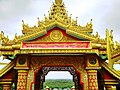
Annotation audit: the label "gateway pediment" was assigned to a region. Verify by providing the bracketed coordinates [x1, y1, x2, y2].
[24, 27, 89, 42]
[22, 27, 91, 49]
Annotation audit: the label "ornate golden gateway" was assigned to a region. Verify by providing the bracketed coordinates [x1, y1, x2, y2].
[0, 0, 120, 90]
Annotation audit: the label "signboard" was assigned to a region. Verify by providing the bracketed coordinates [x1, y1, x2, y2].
[22, 42, 91, 49]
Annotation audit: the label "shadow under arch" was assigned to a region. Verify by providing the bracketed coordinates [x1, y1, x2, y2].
[34, 65, 84, 90]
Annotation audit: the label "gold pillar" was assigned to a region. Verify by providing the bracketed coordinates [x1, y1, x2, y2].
[87, 70, 98, 90]
[17, 70, 28, 90]
[2, 84, 11, 90]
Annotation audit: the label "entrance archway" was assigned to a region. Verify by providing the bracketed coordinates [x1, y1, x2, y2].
[34, 66, 82, 90]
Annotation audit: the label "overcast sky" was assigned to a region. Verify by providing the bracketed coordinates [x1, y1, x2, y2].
[46, 71, 73, 79]
[0, 0, 120, 78]
[0, 0, 120, 40]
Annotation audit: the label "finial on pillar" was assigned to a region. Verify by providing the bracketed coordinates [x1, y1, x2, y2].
[55, 0, 62, 4]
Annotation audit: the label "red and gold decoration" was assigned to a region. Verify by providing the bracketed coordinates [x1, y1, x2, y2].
[50, 30, 63, 42]
[2, 85, 11, 90]
[17, 70, 28, 90]
[87, 70, 98, 90]
[22, 41, 90, 49]
[0, 0, 120, 90]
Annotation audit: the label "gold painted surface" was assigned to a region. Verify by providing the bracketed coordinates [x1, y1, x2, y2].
[55, 0, 62, 4]
[31, 56, 85, 71]
[31, 34, 77, 42]
[87, 70, 98, 90]
[26, 69, 34, 90]
[82, 72, 88, 90]
[20, 49, 99, 55]
[102, 60, 120, 79]
[0, 79, 13, 85]
[15, 55, 30, 68]
[50, 30, 63, 42]
[17, 70, 28, 90]
[0, 0, 120, 88]
[29, 55, 88, 89]
[2, 84, 11, 90]
[0, 61, 15, 77]
[86, 55, 100, 68]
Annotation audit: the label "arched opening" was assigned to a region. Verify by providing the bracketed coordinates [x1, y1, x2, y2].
[34, 66, 82, 90]
[43, 71, 74, 89]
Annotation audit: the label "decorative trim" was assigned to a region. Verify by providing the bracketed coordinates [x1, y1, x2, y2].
[20, 49, 99, 55]
[21, 41, 91, 49]
[14, 66, 29, 70]
[17, 70, 28, 90]
[102, 60, 120, 79]
[86, 67, 101, 70]
[104, 79, 118, 85]
[87, 70, 98, 89]
[0, 60, 15, 77]
[50, 30, 63, 42]
[0, 79, 14, 85]
[0, 82, 12, 84]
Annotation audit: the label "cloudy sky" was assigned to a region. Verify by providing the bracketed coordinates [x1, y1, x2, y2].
[0, 0, 120, 40]
[46, 71, 73, 79]
[0, 0, 120, 79]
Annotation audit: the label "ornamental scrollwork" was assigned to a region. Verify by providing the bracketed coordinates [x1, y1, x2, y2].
[31, 56, 85, 71]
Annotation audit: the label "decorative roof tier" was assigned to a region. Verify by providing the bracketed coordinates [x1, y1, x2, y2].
[22, 0, 93, 37]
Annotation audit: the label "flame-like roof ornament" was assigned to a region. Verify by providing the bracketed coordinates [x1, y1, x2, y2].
[55, 0, 62, 4]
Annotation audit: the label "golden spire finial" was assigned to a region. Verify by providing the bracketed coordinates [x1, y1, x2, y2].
[106, 28, 109, 37]
[76, 17, 78, 21]
[90, 19, 92, 24]
[55, 0, 62, 4]
[37, 17, 40, 22]
[22, 20, 24, 25]
[22, 20, 25, 29]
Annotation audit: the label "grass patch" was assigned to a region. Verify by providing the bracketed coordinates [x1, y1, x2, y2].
[43, 79, 74, 89]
